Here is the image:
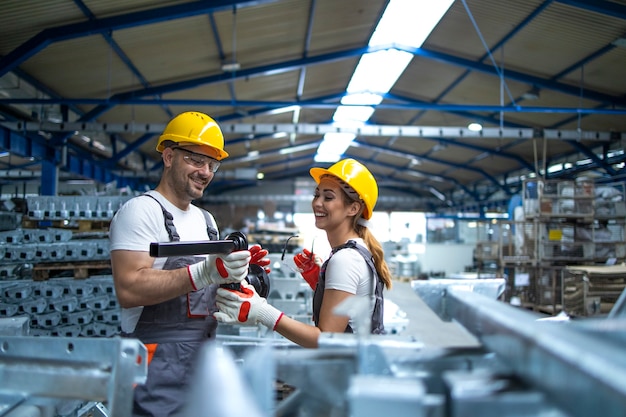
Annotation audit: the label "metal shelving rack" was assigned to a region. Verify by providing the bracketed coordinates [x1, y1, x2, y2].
[496, 178, 626, 314]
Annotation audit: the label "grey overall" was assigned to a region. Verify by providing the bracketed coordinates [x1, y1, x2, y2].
[312, 240, 385, 334]
[124, 195, 218, 417]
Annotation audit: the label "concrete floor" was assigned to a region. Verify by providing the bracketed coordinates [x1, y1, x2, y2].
[384, 279, 481, 348]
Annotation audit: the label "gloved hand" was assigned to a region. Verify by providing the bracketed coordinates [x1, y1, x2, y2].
[187, 250, 251, 291]
[214, 282, 284, 330]
[294, 248, 322, 290]
[249, 244, 271, 275]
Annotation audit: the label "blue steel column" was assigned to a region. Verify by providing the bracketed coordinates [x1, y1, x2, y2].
[40, 159, 58, 196]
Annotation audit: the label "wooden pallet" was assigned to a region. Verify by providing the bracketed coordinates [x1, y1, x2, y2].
[32, 260, 112, 280]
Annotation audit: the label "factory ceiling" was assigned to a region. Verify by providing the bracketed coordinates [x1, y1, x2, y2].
[0, 0, 625, 214]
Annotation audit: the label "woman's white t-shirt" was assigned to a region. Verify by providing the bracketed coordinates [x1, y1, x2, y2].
[323, 238, 376, 331]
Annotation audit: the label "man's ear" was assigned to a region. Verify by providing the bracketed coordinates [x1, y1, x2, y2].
[162, 147, 174, 167]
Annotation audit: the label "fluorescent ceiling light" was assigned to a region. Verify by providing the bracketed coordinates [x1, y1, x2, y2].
[266, 105, 301, 116]
[341, 93, 383, 106]
[315, 0, 454, 162]
[316, 132, 356, 162]
[429, 186, 446, 201]
[346, 49, 413, 94]
[279, 142, 319, 155]
[547, 163, 563, 174]
[369, 0, 455, 48]
[468, 122, 483, 131]
[333, 106, 374, 124]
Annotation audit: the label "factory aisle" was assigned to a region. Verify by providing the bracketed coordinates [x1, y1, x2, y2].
[384, 279, 481, 348]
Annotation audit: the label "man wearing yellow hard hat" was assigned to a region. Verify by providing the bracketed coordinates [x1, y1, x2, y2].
[109, 111, 269, 416]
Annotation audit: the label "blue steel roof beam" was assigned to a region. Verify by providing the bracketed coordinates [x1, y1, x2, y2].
[418, 136, 536, 172]
[484, 42, 619, 127]
[567, 140, 618, 175]
[351, 156, 471, 199]
[248, 153, 463, 199]
[539, 43, 621, 129]
[0, 0, 273, 77]
[72, 0, 173, 119]
[208, 9, 239, 111]
[78, 45, 380, 121]
[4, 42, 624, 117]
[555, 0, 626, 19]
[549, 152, 626, 179]
[7, 68, 84, 120]
[7, 97, 626, 115]
[409, 0, 554, 124]
[72, 0, 153, 93]
[0, 124, 153, 189]
[296, 0, 318, 98]
[295, 165, 459, 205]
[381, 91, 533, 174]
[108, 133, 155, 165]
[0, 125, 56, 161]
[352, 140, 510, 195]
[385, 92, 529, 128]
[207, 13, 228, 69]
[0, 159, 41, 170]
[460, 148, 626, 204]
[223, 140, 468, 195]
[400, 45, 626, 107]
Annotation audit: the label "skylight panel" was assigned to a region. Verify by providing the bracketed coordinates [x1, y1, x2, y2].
[333, 106, 375, 124]
[346, 49, 414, 94]
[316, 132, 356, 163]
[314, 0, 455, 163]
[369, 0, 455, 48]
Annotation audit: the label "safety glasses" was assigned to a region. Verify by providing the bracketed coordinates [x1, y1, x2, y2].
[173, 147, 221, 172]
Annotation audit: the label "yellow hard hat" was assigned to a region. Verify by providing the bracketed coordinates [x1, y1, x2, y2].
[310, 158, 378, 220]
[156, 111, 229, 160]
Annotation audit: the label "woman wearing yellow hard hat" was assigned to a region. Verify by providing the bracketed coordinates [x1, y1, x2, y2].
[215, 158, 393, 347]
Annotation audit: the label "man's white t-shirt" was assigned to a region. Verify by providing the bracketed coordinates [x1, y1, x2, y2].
[109, 190, 216, 332]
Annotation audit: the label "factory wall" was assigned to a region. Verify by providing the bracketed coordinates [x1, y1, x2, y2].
[421, 243, 475, 277]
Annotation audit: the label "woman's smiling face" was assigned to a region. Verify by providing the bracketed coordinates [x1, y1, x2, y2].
[312, 177, 360, 230]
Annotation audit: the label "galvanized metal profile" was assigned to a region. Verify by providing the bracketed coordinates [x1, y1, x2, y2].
[2, 121, 621, 141]
[0, 336, 147, 416]
[444, 289, 626, 417]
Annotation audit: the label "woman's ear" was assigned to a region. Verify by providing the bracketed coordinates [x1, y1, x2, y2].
[348, 201, 362, 217]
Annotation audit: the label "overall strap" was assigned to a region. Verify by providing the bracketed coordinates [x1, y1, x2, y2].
[332, 240, 377, 277]
[201, 210, 218, 241]
[142, 193, 180, 242]
[142, 193, 217, 242]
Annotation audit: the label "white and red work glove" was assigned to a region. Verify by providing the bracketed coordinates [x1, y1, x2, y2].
[214, 282, 284, 330]
[293, 248, 322, 290]
[249, 244, 271, 275]
[187, 250, 251, 291]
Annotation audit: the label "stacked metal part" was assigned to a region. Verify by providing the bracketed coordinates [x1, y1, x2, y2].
[24, 195, 131, 221]
[0, 316, 146, 417]
[0, 275, 121, 337]
[0, 228, 111, 279]
[0, 195, 131, 338]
